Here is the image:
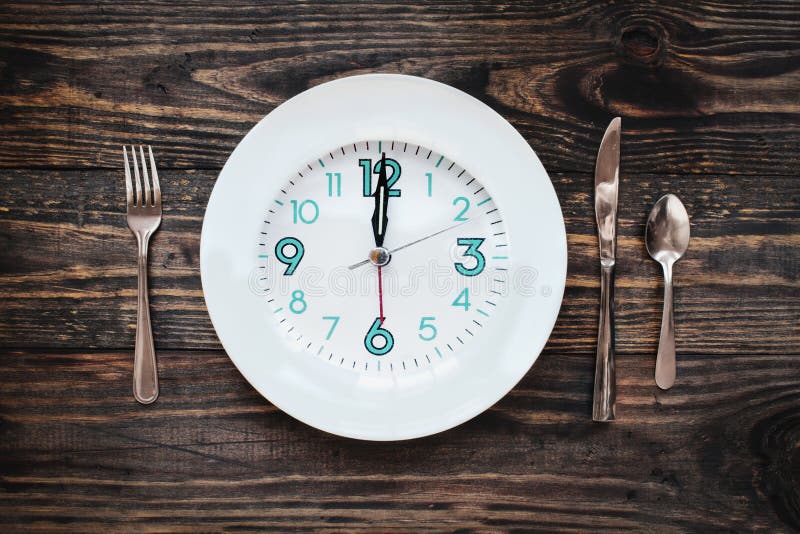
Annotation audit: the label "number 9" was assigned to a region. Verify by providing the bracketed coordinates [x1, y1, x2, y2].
[275, 237, 304, 275]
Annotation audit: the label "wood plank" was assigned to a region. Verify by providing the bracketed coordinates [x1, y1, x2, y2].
[0, 1, 798, 174]
[1, 169, 798, 352]
[2, 2, 797, 532]
[1, 348, 798, 531]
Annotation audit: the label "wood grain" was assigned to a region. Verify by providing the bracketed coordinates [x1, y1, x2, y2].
[1, 348, 798, 531]
[0, 1, 798, 174]
[0, 169, 797, 353]
[1, 0, 799, 531]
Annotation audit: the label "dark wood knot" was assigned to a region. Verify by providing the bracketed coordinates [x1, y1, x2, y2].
[618, 24, 663, 66]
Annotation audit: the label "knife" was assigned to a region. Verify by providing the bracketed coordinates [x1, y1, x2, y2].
[593, 117, 621, 422]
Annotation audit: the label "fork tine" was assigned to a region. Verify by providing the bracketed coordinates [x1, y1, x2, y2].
[139, 146, 151, 207]
[131, 145, 143, 206]
[123, 146, 134, 208]
[148, 146, 161, 207]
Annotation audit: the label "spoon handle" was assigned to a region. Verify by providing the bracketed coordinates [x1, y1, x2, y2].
[593, 262, 616, 421]
[656, 262, 676, 389]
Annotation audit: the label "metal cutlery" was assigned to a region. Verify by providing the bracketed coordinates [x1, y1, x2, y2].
[646, 194, 690, 390]
[124, 146, 162, 404]
[593, 118, 621, 422]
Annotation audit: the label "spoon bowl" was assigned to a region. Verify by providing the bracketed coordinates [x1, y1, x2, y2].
[646, 194, 690, 390]
[646, 194, 690, 266]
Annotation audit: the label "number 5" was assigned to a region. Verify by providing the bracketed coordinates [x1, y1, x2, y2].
[418, 316, 437, 341]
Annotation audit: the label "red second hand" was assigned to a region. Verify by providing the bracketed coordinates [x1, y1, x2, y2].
[377, 265, 385, 324]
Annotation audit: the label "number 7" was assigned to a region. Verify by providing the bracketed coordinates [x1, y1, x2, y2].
[322, 316, 340, 340]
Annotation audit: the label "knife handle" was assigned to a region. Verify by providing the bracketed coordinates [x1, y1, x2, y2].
[593, 262, 616, 421]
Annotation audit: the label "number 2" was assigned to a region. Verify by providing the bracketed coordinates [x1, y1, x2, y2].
[453, 196, 469, 221]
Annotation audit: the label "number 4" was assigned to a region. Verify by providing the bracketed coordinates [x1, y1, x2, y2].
[452, 288, 470, 311]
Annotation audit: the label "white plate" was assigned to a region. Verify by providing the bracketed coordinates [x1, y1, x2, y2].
[201, 74, 567, 440]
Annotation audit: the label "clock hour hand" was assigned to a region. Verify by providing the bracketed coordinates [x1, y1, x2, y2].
[371, 152, 390, 248]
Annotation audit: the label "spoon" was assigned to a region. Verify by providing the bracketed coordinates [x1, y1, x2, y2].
[646, 194, 690, 390]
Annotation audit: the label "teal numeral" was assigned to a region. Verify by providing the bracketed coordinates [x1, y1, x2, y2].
[326, 172, 341, 197]
[418, 316, 437, 341]
[289, 290, 307, 314]
[275, 237, 304, 275]
[291, 199, 319, 224]
[323, 315, 340, 340]
[455, 237, 485, 276]
[364, 318, 394, 355]
[453, 196, 470, 221]
[360, 157, 401, 197]
[426, 172, 433, 197]
[452, 288, 471, 311]
[359, 159, 371, 196]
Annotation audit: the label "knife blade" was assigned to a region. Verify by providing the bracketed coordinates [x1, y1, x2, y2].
[592, 117, 620, 422]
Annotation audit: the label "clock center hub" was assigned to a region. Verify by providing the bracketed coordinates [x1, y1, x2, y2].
[369, 247, 391, 267]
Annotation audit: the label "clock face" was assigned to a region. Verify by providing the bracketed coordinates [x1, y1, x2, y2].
[256, 140, 509, 373]
[202, 73, 567, 440]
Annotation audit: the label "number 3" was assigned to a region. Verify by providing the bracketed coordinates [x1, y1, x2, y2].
[454, 237, 485, 276]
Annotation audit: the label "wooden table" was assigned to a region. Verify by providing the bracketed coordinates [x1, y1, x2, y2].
[1, 2, 798, 531]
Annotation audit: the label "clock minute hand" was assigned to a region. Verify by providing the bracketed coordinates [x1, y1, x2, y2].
[348, 220, 469, 270]
[388, 220, 469, 255]
[371, 152, 390, 248]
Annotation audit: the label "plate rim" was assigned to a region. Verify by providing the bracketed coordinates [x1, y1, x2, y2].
[200, 73, 567, 440]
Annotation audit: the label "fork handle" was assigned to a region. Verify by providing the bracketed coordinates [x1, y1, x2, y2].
[134, 232, 159, 404]
[593, 262, 616, 421]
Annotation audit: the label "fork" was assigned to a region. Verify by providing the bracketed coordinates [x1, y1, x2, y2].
[124, 146, 162, 404]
